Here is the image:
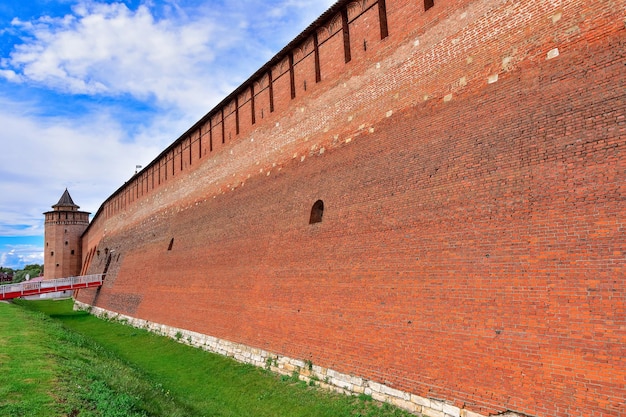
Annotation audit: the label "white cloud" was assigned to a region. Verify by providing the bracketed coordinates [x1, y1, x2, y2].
[1, 1, 338, 114]
[267, 0, 335, 19]
[2, 2, 236, 113]
[0, 96, 168, 232]
[0, 245, 43, 269]
[0, 0, 338, 242]
[0, 68, 21, 82]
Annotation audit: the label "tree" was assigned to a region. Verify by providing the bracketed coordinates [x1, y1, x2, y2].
[11, 264, 43, 283]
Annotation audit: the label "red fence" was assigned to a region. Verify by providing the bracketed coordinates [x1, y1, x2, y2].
[0, 274, 103, 300]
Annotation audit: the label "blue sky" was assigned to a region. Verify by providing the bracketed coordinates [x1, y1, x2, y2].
[0, 0, 335, 269]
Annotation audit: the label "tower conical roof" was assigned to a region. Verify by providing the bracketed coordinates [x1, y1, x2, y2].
[52, 189, 79, 210]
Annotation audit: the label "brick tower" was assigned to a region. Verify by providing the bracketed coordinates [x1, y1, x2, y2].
[43, 189, 90, 279]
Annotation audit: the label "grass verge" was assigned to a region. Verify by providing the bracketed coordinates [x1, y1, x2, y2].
[2, 299, 188, 416]
[0, 301, 59, 416]
[11, 299, 416, 417]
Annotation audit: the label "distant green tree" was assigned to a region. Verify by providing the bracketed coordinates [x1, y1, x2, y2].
[13, 270, 28, 283]
[23, 264, 43, 274]
[11, 264, 43, 283]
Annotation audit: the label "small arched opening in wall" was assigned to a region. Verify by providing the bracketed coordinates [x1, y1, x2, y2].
[309, 200, 324, 224]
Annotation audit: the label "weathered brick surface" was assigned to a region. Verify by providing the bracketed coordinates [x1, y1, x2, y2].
[76, 1, 626, 416]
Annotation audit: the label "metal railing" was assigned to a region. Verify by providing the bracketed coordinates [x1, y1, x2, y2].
[0, 274, 103, 300]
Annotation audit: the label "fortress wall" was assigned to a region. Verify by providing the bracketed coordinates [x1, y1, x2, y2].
[83, 0, 400, 239]
[78, 1, 626, 416]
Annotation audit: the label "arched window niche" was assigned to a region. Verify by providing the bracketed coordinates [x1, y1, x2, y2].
[309, 200, 324, 224]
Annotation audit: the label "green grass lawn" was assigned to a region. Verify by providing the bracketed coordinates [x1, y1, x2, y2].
[0, 301, 60, 417]
[5, 299, 416, 417]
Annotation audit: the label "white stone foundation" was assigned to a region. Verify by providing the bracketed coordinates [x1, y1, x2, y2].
[74, 300, 489, 417]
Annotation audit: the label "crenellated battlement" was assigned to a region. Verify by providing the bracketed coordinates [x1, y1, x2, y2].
[91, 0, 394, 224]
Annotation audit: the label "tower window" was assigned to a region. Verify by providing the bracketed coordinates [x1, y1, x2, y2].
[309, 200, 324, 224]
[168, 238, 174, 251]
[50, 251, 54, 256]
[71, 250, 75, 255]
[424, 0, 434, 11]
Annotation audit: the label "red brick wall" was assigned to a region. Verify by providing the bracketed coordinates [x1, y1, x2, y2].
[78, 0, 626, 416]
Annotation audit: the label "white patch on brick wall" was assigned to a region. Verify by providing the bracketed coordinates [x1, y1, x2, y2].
[487, 74, 499, 84]
[546, 48, 560, 59]
[444, 94, 453, 102]
[501, 56, 513, 71]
